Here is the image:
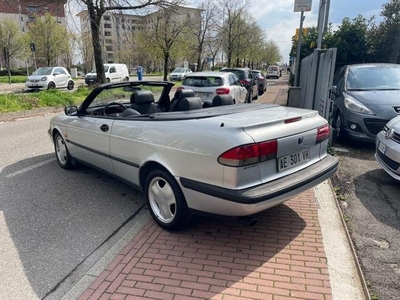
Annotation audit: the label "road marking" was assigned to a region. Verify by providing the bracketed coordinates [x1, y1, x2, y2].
[6, 158, 55, 178]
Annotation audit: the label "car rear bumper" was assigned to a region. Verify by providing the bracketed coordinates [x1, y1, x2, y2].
[179, 155, 338, 216]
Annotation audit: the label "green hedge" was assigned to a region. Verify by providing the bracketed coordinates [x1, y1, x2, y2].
[0, 86, 90, 113]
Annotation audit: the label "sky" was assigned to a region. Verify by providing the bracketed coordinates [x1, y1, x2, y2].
[67, 0, 389, 65]
[247, 0, 388, 63]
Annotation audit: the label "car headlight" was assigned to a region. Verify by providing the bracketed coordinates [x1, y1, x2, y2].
[344, 95, 375, 115]
[41, 76, 48, 81]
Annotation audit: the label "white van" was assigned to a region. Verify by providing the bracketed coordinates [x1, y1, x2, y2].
[266, 65, 281, 79]
[85, 63, 129, 84]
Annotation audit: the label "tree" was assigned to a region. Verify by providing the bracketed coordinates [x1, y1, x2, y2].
[28, 13, 71, 67]
[77, 0, 173, 84]
[216, 0, 247, 67]
[139, 5, 194, 80]
[370, 0, 400, 63]
[190, 0, 217, 71]
[263, 40, 282, 67]
[0, 19, 27, 83]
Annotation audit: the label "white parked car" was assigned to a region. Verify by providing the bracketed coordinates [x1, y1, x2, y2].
[85, 63, 129, 84]
[49, 81, 338, 230]
[180, 71, 248, 104]
[375, 116, 400, 180]
[169, 67, 192, 81]
[25, 67, 74, 91]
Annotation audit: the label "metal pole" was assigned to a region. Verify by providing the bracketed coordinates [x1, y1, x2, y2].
[324, 0, 331, 33]
[317, 0, 326, 49]
[294, 10, 304, 87]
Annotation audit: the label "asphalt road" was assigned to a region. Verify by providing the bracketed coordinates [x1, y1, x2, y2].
[0, 114, 147, 299]
[331, 138, 400, 300]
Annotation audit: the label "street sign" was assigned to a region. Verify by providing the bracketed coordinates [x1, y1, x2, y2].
[30, 42, 36, 52]
[294, 0, 312, 12]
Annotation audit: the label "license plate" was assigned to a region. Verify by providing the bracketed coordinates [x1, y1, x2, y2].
[195, 92, 209, 99]
[278, 148, 310, 172]
[378, 141, 386, 154]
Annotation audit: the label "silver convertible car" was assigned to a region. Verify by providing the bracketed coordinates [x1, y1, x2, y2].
[49, 81, 338, 230]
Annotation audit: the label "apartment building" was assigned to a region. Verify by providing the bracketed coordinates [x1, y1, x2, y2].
[0, 0, 67, 68]
[77, 5, 202, 70]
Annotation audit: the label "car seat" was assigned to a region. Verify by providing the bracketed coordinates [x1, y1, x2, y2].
[179, 97, 203, 111]
[212, 94, 234, 106]
[130, 90, 158, 114]
[169, 89, 195, 111]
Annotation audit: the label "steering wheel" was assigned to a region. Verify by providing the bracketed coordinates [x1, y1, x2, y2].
[103, 102, 126, 115]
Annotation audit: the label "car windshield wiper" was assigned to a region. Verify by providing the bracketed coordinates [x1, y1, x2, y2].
[347, 88, 370, 91]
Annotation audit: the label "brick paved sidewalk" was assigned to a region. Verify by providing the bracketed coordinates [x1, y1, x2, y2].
[78, 189, 332, 300]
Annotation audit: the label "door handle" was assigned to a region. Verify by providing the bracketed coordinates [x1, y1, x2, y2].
[100, 124, 109, 132]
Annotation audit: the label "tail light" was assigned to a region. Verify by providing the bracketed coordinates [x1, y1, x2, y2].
[316, 124, 330, 144]
[216, 87, 230, 95]
[218, 140, 277, 167]
[240, 79, 250, 86]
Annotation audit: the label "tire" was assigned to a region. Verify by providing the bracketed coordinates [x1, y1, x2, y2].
[247, 90, 252, 103]
[54, 132, 73, 169]
[125, 76, 129, 81]
[332, 111, 343, 141]
[106, 78, 111, 83]
[67, 80, 74, 90]
[145, 169, 190, 231]
[253, 87, 258, 100]
[48, 82, 56, 89]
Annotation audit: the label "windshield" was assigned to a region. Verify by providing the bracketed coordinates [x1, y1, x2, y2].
[173, 68, 186, 73]
[33, 67, 53, 75]
[90, 66, 109, 73]
[183, 76, 223, 87]
[347, 66, 400, 90]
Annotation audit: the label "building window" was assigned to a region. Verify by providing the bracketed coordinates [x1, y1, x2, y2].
[106, 46, 113, 51]
[26, 5, 39, 13]
[104, 23, 111, 28]
[104, 16, 110, 21]
[104, 31, 112, 36]
[105, 39, 113, 44]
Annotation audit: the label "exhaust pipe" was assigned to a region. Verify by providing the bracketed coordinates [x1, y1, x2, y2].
[237, 216, 258, 226]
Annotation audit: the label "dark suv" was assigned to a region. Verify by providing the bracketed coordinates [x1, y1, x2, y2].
[221, 67, 258, 103]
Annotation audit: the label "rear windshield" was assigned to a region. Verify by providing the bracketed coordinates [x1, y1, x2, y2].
[182, 76, 224, 87]
[268, 67, 278, 71]
[222, 69, 245, 80]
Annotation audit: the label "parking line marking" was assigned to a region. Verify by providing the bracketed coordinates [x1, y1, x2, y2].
[6, 158, 55, 178]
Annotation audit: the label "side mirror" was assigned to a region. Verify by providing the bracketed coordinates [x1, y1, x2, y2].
[65, 106, 78, 116]
[53, 72, 59, 76]
[331, 86, 338, 98]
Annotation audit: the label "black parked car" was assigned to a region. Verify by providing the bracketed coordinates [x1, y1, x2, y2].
[252, 70, 267, 95]
[221, 67, 258, 103]
[331, 63, 400, 142]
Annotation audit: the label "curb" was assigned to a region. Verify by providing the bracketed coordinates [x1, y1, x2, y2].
[327, 179, 371, 299]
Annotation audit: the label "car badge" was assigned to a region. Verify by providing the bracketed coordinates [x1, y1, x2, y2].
[298, 136, 304, 145]
[385, 128, 395, 139]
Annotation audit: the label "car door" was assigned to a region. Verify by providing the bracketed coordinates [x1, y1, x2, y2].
[249, 71, 258, 95]
[53, 67, 68, 87]
[66, 116, 115, 174]
[229, 74, 247, 103]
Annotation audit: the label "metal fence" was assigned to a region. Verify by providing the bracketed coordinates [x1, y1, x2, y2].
[298, 48, 337, 121]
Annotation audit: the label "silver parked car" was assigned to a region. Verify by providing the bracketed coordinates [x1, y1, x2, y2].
[180, 71, 248, 104]
[169, 67, 192, 81]
[49, 81, 338, 230]
[331, 63, 400, 142]
[375, 116, 400, 180]
[25, 66, 74, 91]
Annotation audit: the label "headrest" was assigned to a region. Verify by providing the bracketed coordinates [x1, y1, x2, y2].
[174, 89, 195, 100]
[179, 97, 203, 111]
[133, 90, 155, 105]
[212, 94, 234, 106]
